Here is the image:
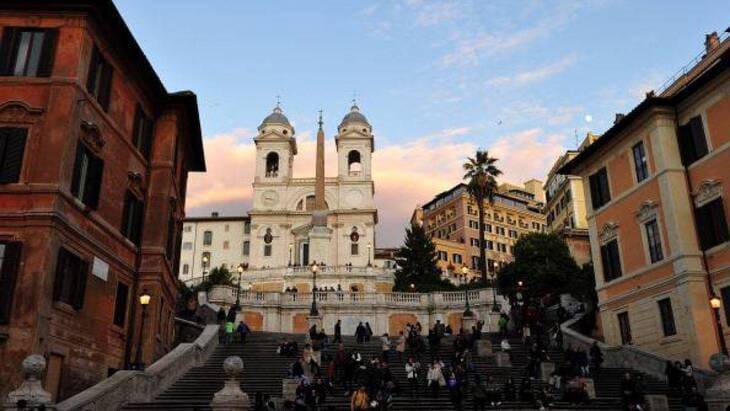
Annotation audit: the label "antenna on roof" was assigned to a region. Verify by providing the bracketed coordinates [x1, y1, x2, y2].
[276, 95, 281, 108]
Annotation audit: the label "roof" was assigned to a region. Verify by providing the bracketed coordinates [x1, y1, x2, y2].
[259, 106, 291, 129]
[1, 0, 206, 171]
[184, 215, 250, 223]
[421, 182, 534, 212]
[560, 46, 730, 175]
[339, 104, 370, 128]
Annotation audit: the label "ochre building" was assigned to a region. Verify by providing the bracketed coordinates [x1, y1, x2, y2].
[0, 0, 205, 401]
[561, 33, 730, 368]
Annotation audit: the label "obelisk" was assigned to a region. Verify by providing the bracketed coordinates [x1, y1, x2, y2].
[309, 110, 330, 265]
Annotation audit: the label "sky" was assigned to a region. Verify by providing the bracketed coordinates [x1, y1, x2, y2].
[115, 0, 728, 247]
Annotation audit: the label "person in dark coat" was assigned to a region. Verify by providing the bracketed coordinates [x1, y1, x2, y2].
[355, 322, 366, 344]
[333, 319, 342, 343]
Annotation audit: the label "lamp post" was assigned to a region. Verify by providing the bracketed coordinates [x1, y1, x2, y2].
[235, 264, 244, 309]
[310, 261, 319, 316]
[133, 290, 151, 370]
[201, 255, 209, 284]
[410, 283, 415, 292]
[490, 260, 500, 312]
[461, 266, 473, 317]
[710, 294, 729, 355]
[367, 242, 372, 267]
[288, 243, 293, 267]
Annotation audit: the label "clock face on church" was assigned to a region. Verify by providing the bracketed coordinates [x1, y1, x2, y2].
[262, 190, 279, 207]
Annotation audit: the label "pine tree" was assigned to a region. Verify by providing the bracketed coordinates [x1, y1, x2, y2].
[394, 224, 453, 292]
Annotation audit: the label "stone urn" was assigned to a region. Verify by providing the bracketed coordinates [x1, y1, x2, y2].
[210, 356, 250, 411]
[3, 354, 55, 410]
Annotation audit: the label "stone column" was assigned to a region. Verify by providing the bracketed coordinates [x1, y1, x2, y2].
[210, 356, 250, 411]
[3, 355, 55, 411]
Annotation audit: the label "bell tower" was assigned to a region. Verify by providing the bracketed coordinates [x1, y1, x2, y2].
[254, 103, 296, 183]
[336, 102, 373, 181]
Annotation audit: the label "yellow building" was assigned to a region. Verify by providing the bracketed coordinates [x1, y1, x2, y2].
[560, 33, 730, 367]
[544, 133, 599, 266]
[415, 181, 547, 283]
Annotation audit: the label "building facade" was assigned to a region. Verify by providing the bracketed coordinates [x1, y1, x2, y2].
[178, 213, 251, 284]
[560, 33, 729, 368]
[543, 133, 599, 266]
[416, 181, 547, 283]
[0, 0, 205, 401]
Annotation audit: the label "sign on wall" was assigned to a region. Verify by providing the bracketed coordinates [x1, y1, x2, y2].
[92, 257, 109, 281]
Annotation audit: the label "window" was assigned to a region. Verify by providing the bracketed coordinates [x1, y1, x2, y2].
[471, 256, 479, 269]
[203, 230, 213, 246]
[657, 298, 676, 337]
[496, 227, 505, 236]
[351, 243, 359, 255]
[600, 239, 622, 282]
[486, 240, 494, 250]
[264, 244, 272, 257]
[632, 141, 649, 183]
[71, 142, 104, 209]
[617, 312, 632, 345]
[52, 248, 88, 310]
[0, 127, 28, 184]
[644, 219, 663, 263]
[0, 242, 21, 324]
[121, 191, 144, 245]
[182, 264, 189, 275]
[347, 150, 362, 176]
[242, 241, 250, 256]
[485, 224, 492, 233]
[508, 229, 518, 239]
[182, 242, 192, 250]
[695, 198, 729, 250]
[223, 241, 229, 250]
[112, 282, 129, 327]
[677, 116, 708, 166]
[438, 251, 448, 261]
[244, 222, 251, 234]
[132, 106, 154, 160]
[86, 46, 113, 110]
[452, 254, 462, 264]
[0, 27, 57, 77]
[184, 225, 192, 232]
[589, 167, 611, 209]
[265, 152, 279, 177]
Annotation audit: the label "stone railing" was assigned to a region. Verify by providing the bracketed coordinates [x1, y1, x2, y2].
[55, 324, 219, 411]
[561, 314, 715, 392]
[209, 286, 501, 310]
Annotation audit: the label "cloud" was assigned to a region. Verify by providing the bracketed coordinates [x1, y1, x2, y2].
[186, 126, 563, 247]
[405, 1, 462, 27]
[496, 101, 583, 127]
[486, 54, 577, 87]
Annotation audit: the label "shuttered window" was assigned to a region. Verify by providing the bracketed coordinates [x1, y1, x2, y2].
[86, 46, 113, 110]
[70, 142, 104, 209]
[600, 239, 622, 282]
[0, 27, 57, 77]
[657, 298, 677, 337]
[121, 191, 144, 245]
[0, 127, 27, 183]
[617, 312, 632, 345]
[112, 282, 129, 327]
[677, 116, 709, 166]
[52, 248, 88, 310]
[632, 141, 649, 182]
[0, 242, 22, 324]
[589, 167, 611, 209]
[645, 219, 664, 263]
[132, 106, 154, 160]
[695, 198, 729, 250]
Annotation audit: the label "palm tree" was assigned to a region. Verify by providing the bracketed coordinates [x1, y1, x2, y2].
[463, 150, 502, 284]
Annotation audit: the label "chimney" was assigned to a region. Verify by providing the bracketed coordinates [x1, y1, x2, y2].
[614, 113, 625, 124]
[211, 211, 219, 217]
[705, 32, 720, 54]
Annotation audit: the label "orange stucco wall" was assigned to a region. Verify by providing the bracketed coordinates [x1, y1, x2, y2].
[292, 313, 309, 334]
[241, 311, 264, 331]
[389, 314, 417, 336]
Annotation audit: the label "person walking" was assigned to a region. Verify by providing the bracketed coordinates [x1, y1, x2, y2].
[225, 319, 235, 345]
[351, 385, 369, 411]
[427, 360, 444, 398]
[365, 322, 373, 342]
[355, 322, 366, 344]
[334, 319, 342, 344]
[236, 320, 250, 343]
[405, 357, 420, 396]
[381, 333, 391, 361]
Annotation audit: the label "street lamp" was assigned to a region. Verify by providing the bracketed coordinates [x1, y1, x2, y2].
[710, 294, 729, 355]
[461, 266, 473, 317]
[133, 290, 151, 370]
[491, 260, 500, 312]
[288, 243, 293, 266]
[410, 283, 415, 292]
[235, 264, 244, 309]
[367, 242, 372, 267]
[201, 255, 209, 284]
[310, 261, 319, 316]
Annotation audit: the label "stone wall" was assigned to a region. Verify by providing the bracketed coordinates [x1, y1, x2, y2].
[55, 324, 219, 411]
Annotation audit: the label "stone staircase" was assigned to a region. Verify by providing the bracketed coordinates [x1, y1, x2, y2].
[123, 331, 681, 410]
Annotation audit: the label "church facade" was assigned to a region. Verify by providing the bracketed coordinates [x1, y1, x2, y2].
[245, 103, 394, 293]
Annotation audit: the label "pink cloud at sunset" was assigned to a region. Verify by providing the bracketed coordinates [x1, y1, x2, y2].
[185, 128, 567, 247]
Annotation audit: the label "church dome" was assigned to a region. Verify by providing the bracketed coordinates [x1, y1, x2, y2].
[260, 106, 291, 128]
[339, 104, 370, 128]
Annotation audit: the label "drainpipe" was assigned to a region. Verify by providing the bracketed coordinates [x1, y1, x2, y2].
[675, 107, 728, 356]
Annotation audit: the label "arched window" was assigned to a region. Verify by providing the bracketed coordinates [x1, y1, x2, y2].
[347, 150, 362, 176]
[265, 152, 279, 177]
